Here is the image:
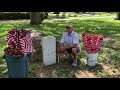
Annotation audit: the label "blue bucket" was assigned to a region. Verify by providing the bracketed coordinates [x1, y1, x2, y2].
[4, 54, 31, 78]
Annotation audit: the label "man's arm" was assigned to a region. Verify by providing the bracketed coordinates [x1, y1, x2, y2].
[66, 33, 79, 49]
[59, 42, 66, 52]
[66, 44, 77, 49]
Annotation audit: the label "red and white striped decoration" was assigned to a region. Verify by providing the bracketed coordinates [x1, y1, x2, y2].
[4, 29, 35, 57]
[19, 33, 35, 56]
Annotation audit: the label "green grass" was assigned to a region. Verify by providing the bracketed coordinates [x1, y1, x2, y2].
[0, 15, 120, 78]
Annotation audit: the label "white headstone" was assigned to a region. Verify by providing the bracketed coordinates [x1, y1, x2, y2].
[42, 36, 56, 66]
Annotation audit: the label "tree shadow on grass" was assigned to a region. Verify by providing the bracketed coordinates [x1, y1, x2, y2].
[1, 18, 120, 78]
[70, 59, 104, 78]
[74, 54, 120, 78]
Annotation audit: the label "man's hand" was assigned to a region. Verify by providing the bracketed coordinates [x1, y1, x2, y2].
[66, 44, 77, 49]
[66, 45, 71, 49]
[59, 46, 66, 53]
[59, 43, 66, 53]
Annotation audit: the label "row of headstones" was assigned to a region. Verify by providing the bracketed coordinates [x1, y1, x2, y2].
[56, 12, 78, 18]
[55, 12, 96, 18]
[42, 36, 98, 67]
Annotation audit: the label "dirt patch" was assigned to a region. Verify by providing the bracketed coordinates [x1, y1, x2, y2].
[75, 66, 103, 78]
[100, 63, 120, 77]
[75, 70, 101, 78]
[37, 64, 58, 77]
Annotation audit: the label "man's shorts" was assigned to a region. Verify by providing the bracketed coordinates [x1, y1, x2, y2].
[66, 48, 80, 54]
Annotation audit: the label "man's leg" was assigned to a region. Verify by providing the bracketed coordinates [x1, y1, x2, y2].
[71, 48, 79, 67]
[59, 47, 68, 58]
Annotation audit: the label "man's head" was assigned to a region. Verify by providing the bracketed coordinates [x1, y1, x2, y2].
[65, 25, 73, 35]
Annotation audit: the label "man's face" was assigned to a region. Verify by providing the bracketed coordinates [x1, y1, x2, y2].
[66, 26, 73, 34]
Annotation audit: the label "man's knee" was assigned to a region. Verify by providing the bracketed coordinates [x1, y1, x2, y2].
[72, 48, 77, 53]
[59, 47, 65, 53]
[59, 49, 67, 55]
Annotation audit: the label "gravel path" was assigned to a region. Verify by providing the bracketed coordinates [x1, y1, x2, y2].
[0, 16, 116, 24]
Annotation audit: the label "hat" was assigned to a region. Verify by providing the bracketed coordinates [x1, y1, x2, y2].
[66, 25, 73, 29]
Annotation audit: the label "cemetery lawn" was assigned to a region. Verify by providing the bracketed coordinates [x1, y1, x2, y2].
[0, 16, 120, 78]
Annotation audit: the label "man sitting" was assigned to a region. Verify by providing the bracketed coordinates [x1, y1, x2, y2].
[59, 25, 81, 67]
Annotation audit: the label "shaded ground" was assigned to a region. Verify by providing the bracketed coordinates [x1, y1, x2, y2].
[0, 16, 120, 78]
[30, 30, 45, 63]
[30, 30, 120, 78]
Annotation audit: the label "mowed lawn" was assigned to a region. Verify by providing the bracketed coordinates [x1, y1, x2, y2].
[0, 16, 120, 78]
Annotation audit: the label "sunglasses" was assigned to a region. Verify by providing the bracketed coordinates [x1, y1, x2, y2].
[66, 26, 71, 29]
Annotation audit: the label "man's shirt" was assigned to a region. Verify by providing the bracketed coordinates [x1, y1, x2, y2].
[61, 31, 81, 50]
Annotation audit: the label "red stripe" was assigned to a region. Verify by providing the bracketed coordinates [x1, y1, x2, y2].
[6, 30, 35, 56]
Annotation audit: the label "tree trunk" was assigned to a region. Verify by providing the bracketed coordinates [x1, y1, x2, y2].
[117, 12, 120, 20]
[30, 12, 41, 25]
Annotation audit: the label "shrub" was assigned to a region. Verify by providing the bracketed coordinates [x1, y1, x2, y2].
[54, 12, 60, 14]
[40, 12, 48, 21]
[0, 12, 30, 20]
[0, 12, 48, 20]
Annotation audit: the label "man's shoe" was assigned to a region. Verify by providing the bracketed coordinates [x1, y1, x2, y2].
[77, 59, 80, 65]
[72, 60, 77, 67]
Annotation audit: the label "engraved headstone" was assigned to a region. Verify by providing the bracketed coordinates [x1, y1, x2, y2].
[42, 36, 56, 66]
